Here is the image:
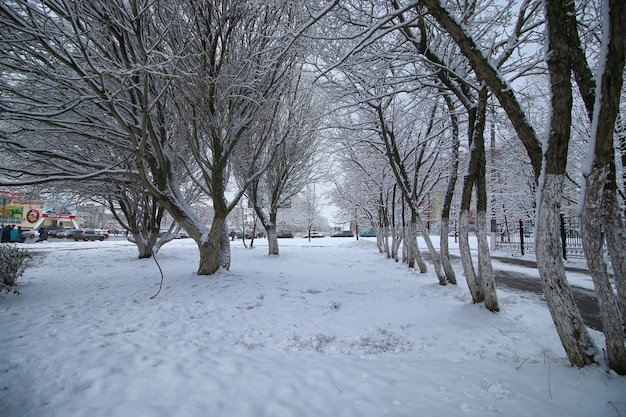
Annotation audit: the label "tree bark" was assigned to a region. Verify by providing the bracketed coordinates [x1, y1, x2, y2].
[582, 168, 626, 374]
[579, 0, 626, 374]
[439, 94, 459, 285]
[413, 209, 446, 285]
[474, 94, 498, 311]
[604, 189, 626, 331]
[197, 215, 230, 276]
[537, 175, 596, 367]
[405, 221, 427, 273]
[459, 209, 482, 302]
[535, 0, 597, 367]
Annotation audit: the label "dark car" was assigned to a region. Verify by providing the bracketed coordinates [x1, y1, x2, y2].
[331, 230, 354, 238]
[360, 230, 376, 237]
[277, 231, 293, 238]
[71, 229, 106, 241]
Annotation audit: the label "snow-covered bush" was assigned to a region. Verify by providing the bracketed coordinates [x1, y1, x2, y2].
[0, 244, 31, 292]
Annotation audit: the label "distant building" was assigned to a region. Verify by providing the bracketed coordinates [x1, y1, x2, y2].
[0, 190, 78, 230]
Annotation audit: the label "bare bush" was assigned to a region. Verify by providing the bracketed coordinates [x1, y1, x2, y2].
[0, 245, 31, 292]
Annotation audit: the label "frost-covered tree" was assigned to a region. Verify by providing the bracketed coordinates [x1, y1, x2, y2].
[420, 0, 625, 372]
[574, 0, 626, 374]
[232, 72, 327, 255]
[0, 0, 337, 275]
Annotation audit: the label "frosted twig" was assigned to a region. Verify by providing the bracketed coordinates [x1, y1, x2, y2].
[516, 357, 529, 369]
[607, 401, 622, 417]
[548, 363, 552, 400]
[234, 327, 250, 345]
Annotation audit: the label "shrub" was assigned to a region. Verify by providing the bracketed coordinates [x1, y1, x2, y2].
[0, 244, 31, 291]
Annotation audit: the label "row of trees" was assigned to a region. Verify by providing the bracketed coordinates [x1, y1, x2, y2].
[1, 0, 624, 373]
[312, 0, 626, 374]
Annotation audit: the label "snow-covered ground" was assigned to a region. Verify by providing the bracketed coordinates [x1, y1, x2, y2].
[1, 236, 624, 417]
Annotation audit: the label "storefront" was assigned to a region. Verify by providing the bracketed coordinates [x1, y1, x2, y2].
[0, 191, 78, 230]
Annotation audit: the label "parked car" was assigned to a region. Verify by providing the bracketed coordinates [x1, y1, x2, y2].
[94, 229, 110, 238]
[71, 229, 106, 241]
[360, 229, 376, 237]
[331, 230, 354, 238]
[48, 229, 65, 237]
[21, 229, 39, 239]
[305, 231, 325, 238]
[277, 231, 293, 238]
[56, 229, 77, 238]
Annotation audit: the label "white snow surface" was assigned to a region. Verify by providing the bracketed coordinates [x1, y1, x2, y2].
[1, 236, 624, 417]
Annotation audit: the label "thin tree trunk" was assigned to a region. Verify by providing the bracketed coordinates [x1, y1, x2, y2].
[474, 98, 498, 311]
[392, 227, 402, 262]
[459, 209, 482, 302]
[440, 94, 459, 285]
[405, 221, 427, 273]
[392, 187, 401, 262]
[413, 210, 446, 285]
[439, 220, 456, 284]
[459, 93, 486, 303]
[476, 211, 497, 311]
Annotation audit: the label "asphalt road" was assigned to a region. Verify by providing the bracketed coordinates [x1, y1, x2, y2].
[420, 251, 603, 331]
[490, 256, 602, 331]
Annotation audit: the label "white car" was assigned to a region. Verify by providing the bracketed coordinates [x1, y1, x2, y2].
[21, 229, 39, 239]
[306, 231, 325, 238]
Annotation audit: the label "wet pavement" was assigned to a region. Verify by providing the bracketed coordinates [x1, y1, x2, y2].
[427, 252, 603, 332]
[490, 256, 602, 331]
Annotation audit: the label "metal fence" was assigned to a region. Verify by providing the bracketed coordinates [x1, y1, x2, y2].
[493, 216, 586, 259]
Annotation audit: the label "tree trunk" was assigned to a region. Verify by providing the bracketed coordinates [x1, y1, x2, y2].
[134, 236, 154, 259]
[578, 0, 626, 374]
[474, 106, 498, 311]
[439, 94, 460, 285]
[413, 210, 446, 285]
[458, 97, 484, 302]
[476, 210, 497, 311]
[392, 226, 402, 262]
[537, 174, 597, 367]
[197, 215, 229, 275]
[533, 0, 598, 368]
[267, 227, 279, 256]
[604, 190, 626, 331]
[459, 209, 482, 302]
[219, 220, 231, 270]
[439, 219, 456, 284]
[405, 222, 427, 273]
[582, 167, 626, 374]
[267, 211, 279, 256]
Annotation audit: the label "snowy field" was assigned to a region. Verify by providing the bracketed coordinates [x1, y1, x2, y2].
[1, 236, 624, 417]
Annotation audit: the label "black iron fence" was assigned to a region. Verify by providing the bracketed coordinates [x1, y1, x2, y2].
[494, 216, 587, 259]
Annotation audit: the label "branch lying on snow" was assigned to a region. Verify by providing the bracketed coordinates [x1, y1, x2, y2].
[149, 250, 165, 299]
